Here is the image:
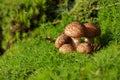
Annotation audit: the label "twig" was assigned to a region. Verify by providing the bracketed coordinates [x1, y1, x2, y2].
[52, 20, 61, 25]
[45, 36, 55, 43]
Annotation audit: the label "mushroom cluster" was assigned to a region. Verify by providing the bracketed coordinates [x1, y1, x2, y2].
[55, 21, 101, 54]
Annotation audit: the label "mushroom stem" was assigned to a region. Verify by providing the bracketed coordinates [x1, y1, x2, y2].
[85, 38, 94, 44]
[71, 38, 80, 47]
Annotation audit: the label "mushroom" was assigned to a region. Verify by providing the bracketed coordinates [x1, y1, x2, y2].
[55, 33, 72, 48]
[84, 23, 101, 44]
[59, 44, 75, 53]
[64, 21, 85, 47]
[77, 43, 92, 54]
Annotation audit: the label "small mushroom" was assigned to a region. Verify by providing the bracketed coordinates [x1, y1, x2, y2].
[59, 44, 75, 53]
[77, 43, 92, 54]
[84, 23, 101, 44]
[55, 33, 72, 48]
[64, 21, 85, 47]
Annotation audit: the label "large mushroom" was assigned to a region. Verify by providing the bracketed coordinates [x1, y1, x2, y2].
[55, 33, 72, 48]
[64, 21, 85, 47]
[59, 44, 75, 53]
[77, 43, 92, 54]
[84, 23, 101, 44]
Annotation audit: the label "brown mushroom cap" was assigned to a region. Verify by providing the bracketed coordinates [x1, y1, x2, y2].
[84, 23, 101, 38]
[64, 21, 85, 38]
[55, 33, 72, 48]
[77, 43, 92, 54]
[59, 44, 75, 53]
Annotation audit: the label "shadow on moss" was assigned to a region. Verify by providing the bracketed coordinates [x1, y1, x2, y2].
[99, 29, 113, 47]
[0, 27, 5, 55]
